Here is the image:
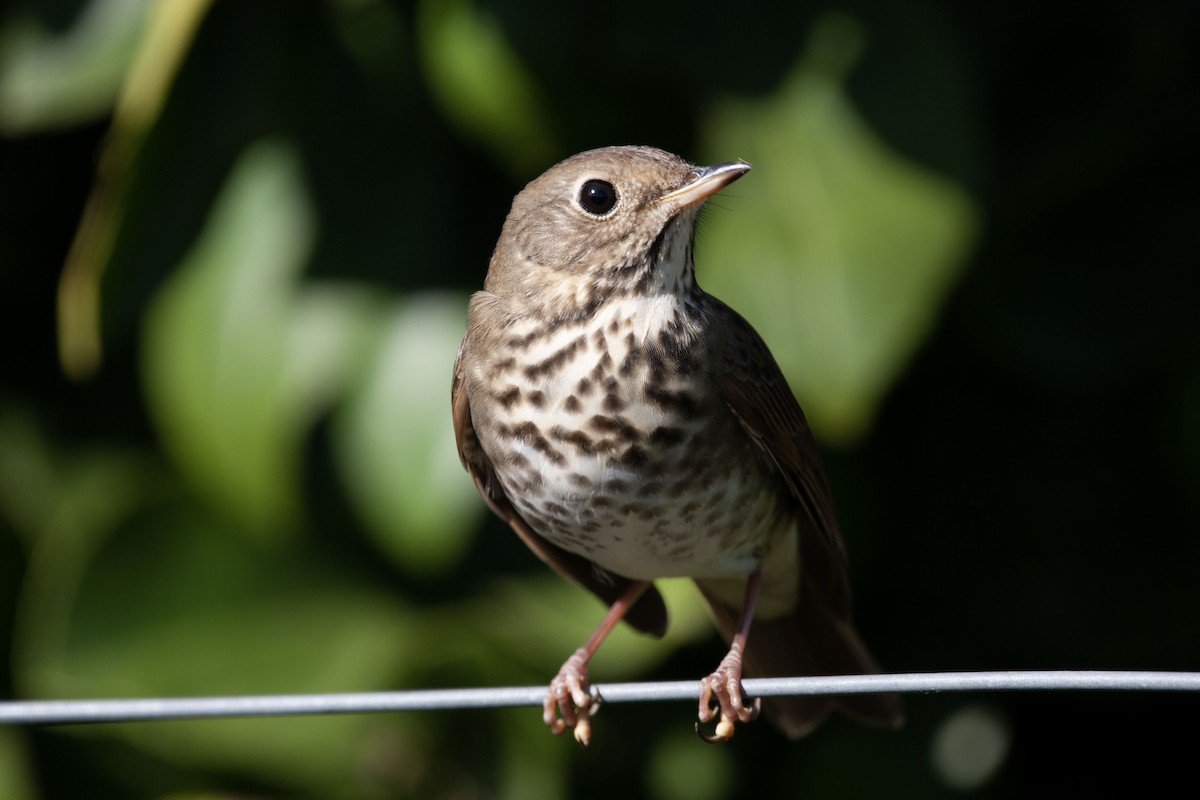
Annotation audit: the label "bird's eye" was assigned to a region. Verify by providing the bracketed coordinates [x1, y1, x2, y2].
[578, 179, 618, 215]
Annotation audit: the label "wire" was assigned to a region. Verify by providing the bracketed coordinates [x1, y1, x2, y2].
[3, 671, 1198, 727]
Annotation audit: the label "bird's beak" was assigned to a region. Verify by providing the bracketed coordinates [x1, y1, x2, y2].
[658, 160, 751, 209]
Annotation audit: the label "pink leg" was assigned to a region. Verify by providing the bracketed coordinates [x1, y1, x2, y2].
[697, 569, 764, 742]
[545, 580, 649, 746]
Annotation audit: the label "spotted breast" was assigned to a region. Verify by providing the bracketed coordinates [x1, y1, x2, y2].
[463, 290, 789, 584]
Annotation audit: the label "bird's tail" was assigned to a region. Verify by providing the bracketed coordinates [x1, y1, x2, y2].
[696, 581, 904, 739]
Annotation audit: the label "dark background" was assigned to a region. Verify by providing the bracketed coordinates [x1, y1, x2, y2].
[2, 1, 1198, 798]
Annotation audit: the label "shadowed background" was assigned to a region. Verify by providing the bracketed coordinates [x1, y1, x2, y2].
[1, 1, 1197, 797]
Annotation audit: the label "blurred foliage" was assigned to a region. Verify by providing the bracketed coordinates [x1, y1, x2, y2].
[0, 0, 148, 135]
[1, 0, 1198, 798]
[416, 0, 557, 176]
[702, 13, 978, 443]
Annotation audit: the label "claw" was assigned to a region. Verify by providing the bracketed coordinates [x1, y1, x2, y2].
[696, 649, 760, 741]
[695, 713, 737, 744]
[544, 649, 598, 745]
[572, 688, 603, 748]
[573, 714, 592, 748]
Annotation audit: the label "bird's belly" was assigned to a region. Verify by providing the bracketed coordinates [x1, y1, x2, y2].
[477, 311, 786, 580]
[505, 444, 781, 580]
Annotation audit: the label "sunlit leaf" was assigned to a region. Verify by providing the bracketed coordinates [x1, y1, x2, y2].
[0, 409, 164, 693]
[416, 0, 557, 176]
[141, 141, 381, 537]
[332, 294, 483, 576]
[141, 141, 313, 535]
[700, 14, 979, 443]
[0, 0, 148, 134]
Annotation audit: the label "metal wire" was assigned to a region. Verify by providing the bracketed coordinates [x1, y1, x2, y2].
[2, 670, 1199, 726]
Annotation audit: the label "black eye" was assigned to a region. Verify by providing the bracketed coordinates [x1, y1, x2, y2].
[579, 179, 618, 215]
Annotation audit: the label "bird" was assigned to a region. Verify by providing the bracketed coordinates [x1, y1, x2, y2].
[451, 145, 902, 745]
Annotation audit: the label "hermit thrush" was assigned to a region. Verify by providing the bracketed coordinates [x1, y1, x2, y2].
[452, 145, 902, 744]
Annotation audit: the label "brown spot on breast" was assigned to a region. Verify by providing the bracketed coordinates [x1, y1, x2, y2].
[564, 395, 582, 413]
[619, 335, 644, 377]
[602, 393, 624, 412]
[495, 387, 520, 408]
[587, 415, 622, 433]
[646, 347, 666, 375]
[587, 415, 641, 442]
[568, 472, 593, 488]
[504, 324, 554, 349]
[510, 421, 566, 465]
[510, 421, 538, 438]
[589, 352, 614, 381]
[636, 480, 663, 498]
[646, 387, 698, 418]
[527, 390, 546, 408]
[664, 477, 691, 499]
[649, 426, 686, 447]
[550, 425, 596, 455]
[523, 333, 587, 380]
[576, 376, 594, 396]
[620, 445, 648, 468]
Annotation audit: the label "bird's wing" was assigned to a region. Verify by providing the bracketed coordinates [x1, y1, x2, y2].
[452, 338, 668, 637]
[707, 301, 903, 733]
[715, 302, 851, 616]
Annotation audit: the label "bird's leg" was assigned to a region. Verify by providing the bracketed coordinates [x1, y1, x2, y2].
[545, 580, 649, 747]
[697, 568, 764, 743]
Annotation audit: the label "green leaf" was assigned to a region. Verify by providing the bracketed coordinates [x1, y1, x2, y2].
[140, 140, 376, 537]
[0, 408, 164, 694]
[0, 0, 149, 134]
[700, 14, 979, 444]
[332, 294, 484, 576]
[416, 0, 557, 176]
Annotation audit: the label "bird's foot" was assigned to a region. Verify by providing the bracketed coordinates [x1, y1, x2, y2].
[544, 648, 600, 747]
[696, 649, 760, 743]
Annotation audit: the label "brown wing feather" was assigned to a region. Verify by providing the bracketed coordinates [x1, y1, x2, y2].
[452, 341, 668, 637]
[717, 303, 851, 615]
[711, 302, 903, 733]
